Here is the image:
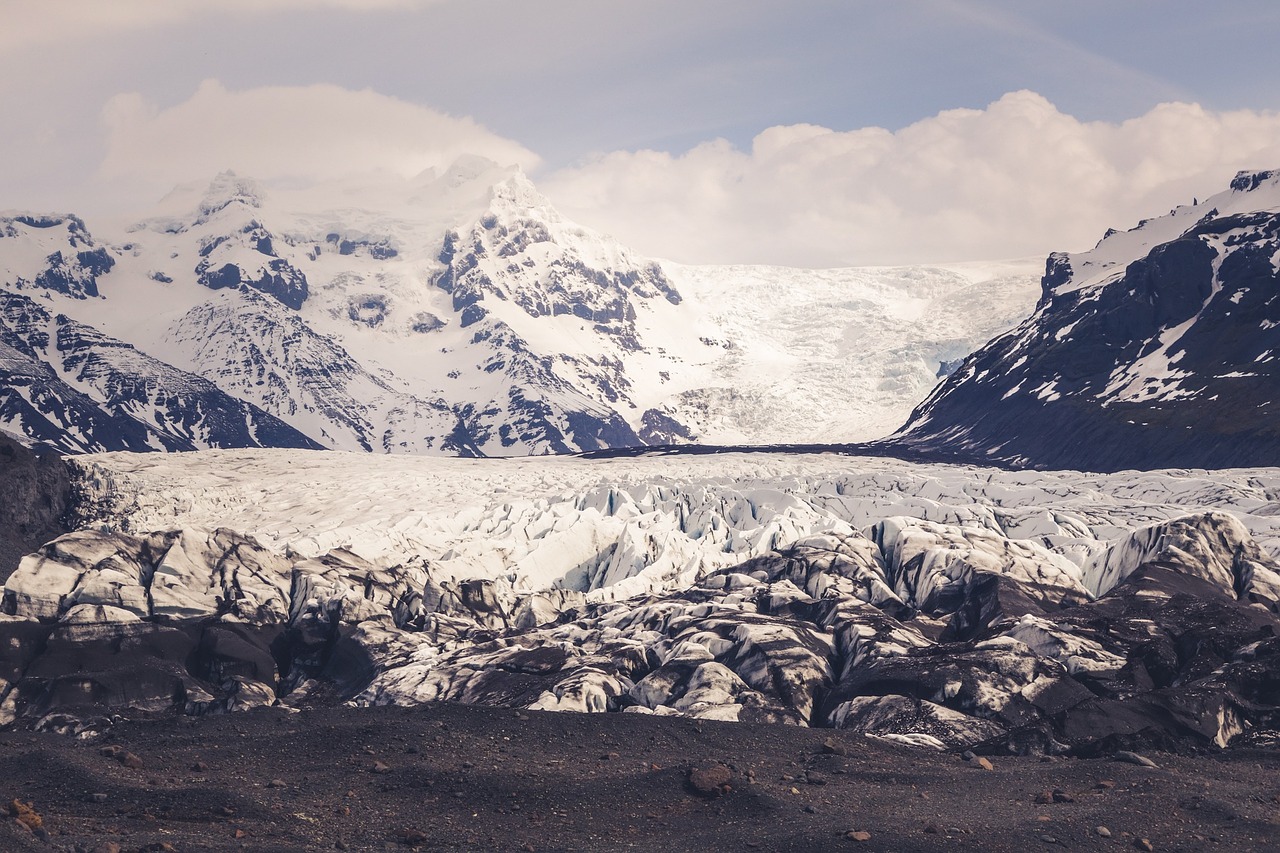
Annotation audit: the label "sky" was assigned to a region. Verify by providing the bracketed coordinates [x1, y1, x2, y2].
[3, 0, 1280, 266]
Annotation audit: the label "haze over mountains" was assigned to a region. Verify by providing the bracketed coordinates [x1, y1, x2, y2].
[0, 159, 1038, 457]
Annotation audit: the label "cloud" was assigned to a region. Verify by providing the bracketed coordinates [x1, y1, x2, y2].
[97, 80, 539, 204]
[540, 91, 1280, 266]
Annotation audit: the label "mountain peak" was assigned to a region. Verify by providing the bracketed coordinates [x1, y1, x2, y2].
[196, 171, 265, 222]
[1229, 168, 1280, 194]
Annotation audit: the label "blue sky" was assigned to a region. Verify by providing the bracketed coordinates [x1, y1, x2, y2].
[3, 0, 1280, 264]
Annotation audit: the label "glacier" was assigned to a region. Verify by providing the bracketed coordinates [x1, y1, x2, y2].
[2, 447, 1278, 755]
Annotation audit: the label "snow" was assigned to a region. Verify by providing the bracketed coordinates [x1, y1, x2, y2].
[71, 448, 1280, 599]
[0, 161, 1042, 453]
[1051, 169, 1280, 296]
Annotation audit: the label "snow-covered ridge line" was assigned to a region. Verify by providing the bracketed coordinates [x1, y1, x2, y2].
[1, 162, 1041, 455]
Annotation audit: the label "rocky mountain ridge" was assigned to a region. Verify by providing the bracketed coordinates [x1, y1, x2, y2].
[892, 169, 1280, 471]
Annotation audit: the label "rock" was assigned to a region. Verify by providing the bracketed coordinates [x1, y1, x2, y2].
[1134, 839, 1154, 852]
[1114, 751, 1159, 769]
[119, 751, 144, 769]
[1040, 836, 1057, 844]
[372, 760, 391, 774]
[1052, 789, 1074, 803]
[87, 792, 108, 803]
[267, 778, 288, 788]
[7, 798, 42, 831]
[688, 764, 733, 797]
[85, 844, 122, 853]
[923, 823, 941, 834]
[396, 827, 429, 846]
[821, 737, 848, 757]
[1097, 826, 1112, 837]
[191, 761, 208, 771]
[975, 756, 993, 771]
[961, 750, 976, 761]
[846, 830, 871, 842]
[1034, 790, 1054, 804]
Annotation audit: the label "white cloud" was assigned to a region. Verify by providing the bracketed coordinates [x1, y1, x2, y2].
[97, 80, 539, 205]
[541, 91, 1280, 266]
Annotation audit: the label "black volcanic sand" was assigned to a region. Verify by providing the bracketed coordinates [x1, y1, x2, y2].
[0, 704, 1277, 852]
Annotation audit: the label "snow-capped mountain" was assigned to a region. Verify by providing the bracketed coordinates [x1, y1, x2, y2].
[0, 288, 319, 452]
[892, 169, 1280, 471]
[0, 162, 1039, 455]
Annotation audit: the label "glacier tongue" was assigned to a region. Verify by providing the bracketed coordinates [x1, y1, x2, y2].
[68, 449, 1280, 592]
[4, 449, 1280, 754]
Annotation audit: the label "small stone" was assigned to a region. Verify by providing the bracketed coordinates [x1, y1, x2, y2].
[821, 737, 848, 757]
[846, 830, 871, 842]
[689, 764, 733, 797]
[790, 787, 801, 795]
[396, 827, 429, 846]
[119, 751, 144, 769]
[1096, 826, 1112, 838]
[923, 823, 941, 834]
[1134, 839, 1154, 852]
[99, 745, 124, 758]
[1096, 780, 1117, 790]
[334, 842, 348, 851]
[267, 778, 288, 788]
[805, 771, 828, 785]
[88, 792, 109, 803]
[233, 828, 247, 839]
[191, 761, 208, 772]
[216, 805, 237, 817]
[1052, 789, 1075, 803]
[961, 750, 976, 761]
[1040, 835, 1057, 844]
[1034, 790, 1054, 805]
[372, 761, 391, 774]
[804, 805, 818, 814]
[975, 756, 994, 771]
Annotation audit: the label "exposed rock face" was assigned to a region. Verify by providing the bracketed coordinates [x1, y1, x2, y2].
[0, 214, 113, 299]
[892, 170, 1280, 471]
[0, 433, 70, 582]
[0, 290, 320, 453]
[3, 509, 1277, 755]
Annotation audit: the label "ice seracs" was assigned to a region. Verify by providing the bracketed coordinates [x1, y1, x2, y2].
[2, 449, 1279, 754]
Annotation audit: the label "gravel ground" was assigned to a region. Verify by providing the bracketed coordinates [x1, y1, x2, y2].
[1, 703, 1277, 852]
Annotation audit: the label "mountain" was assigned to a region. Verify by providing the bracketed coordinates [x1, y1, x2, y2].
[891, 169, 1280, 471]
[0, 287, 320, 453]
[0, 163, 1039, 455]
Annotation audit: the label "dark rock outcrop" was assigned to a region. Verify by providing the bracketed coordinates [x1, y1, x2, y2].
[890, 170, 1280, 472]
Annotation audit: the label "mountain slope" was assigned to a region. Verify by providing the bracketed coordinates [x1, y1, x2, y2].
[891, 169, 1280, 471]
[0, 289, 320, 453]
